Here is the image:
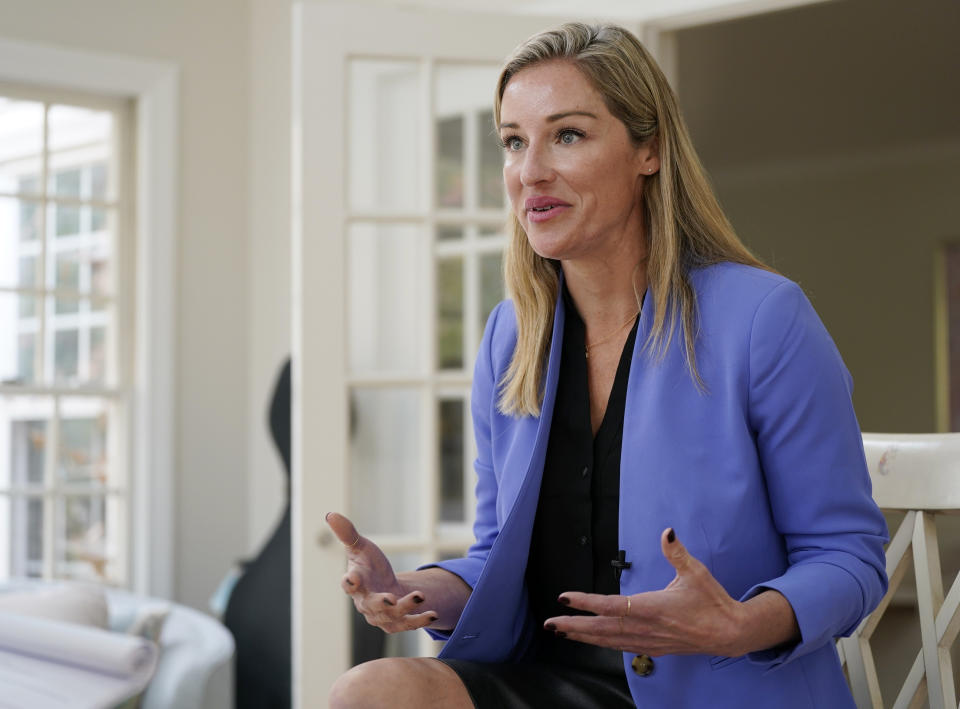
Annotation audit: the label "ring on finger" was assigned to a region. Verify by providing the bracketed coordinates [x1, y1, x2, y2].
[345, 534, 361, 548]
[618, 596, 631, 634]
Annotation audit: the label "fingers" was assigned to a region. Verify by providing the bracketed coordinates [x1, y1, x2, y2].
[556, 591, 628, 618]
[546, 613, 621, 637]
[359, 595, 439, 632]
[340, 572, 363, 595]
[661, 526, 692, 573]
[366, 590, 426, 616]
[326, 511, 363, 550]
[328, 514, 426, 633]
[394, 589, 427, 615]
[347, 586, 434, 633]
[546, 530, 733, 657]
[388, 610, 440, 632]
[559, 630, 625, 651]
[543, 614, 642, 653]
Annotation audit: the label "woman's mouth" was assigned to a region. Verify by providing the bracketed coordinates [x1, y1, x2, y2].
[525, 196, 571, 223]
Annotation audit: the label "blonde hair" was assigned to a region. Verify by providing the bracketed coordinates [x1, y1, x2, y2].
[495, 22, 769, 417]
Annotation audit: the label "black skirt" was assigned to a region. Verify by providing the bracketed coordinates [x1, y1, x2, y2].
[440, 635, 635, 709]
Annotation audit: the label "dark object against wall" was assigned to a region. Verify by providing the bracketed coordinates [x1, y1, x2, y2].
[224, 358, 386, 708]
[224, 359, 293, 709]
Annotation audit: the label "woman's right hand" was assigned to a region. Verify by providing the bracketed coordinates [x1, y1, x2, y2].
[325, 512, 439, 633]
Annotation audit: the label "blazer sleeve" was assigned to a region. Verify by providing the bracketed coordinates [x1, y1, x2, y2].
[740, 280, 888, 670]
[418, 301, 506, 639]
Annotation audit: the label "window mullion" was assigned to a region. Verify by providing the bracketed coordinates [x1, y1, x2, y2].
[464, 230, 479, 372]
[41, 396, 59, 579]
[38, 103, 50, 387]
[463, 109, 478, 213]
[422, 56, 439, 555]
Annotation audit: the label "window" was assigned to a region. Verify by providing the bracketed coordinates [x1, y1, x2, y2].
[0, 87, 133, 585]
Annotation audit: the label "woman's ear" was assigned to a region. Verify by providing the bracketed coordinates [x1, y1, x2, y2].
[641, 137, 660, 176]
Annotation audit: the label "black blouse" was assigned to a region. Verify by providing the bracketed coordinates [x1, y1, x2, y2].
[525, 285, 639, 665]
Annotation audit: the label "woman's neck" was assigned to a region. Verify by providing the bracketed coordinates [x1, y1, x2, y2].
[562, 255, 648, 336]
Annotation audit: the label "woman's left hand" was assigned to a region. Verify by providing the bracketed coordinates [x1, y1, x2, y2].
[544, 528, 749, 658]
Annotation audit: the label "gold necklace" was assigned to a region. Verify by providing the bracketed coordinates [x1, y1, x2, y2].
[584, 309, 640, 359]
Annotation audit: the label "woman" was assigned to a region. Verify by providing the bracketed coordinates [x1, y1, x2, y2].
[327, 22, 887, 708]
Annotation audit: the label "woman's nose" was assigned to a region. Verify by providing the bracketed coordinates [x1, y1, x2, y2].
[519, 144, 554, 186]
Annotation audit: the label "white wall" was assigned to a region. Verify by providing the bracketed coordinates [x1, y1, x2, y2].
[0, 0, 251, 610]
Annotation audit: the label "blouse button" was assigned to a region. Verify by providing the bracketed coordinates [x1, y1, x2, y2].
[579, 535, 588, 546]
[631, 654, 655, 676]
[581, 466, 589, 478]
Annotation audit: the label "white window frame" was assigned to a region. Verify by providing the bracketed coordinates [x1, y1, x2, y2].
[0, 39, 178, 598]
[0, 84, 133, 587]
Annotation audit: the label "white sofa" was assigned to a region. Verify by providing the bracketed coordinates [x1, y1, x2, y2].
[0, 579, 234, 709]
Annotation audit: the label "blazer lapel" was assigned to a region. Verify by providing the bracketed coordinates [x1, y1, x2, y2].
[439, 284, 566, 662]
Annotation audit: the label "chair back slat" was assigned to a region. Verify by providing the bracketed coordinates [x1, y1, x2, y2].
[841, 433, 960, 709]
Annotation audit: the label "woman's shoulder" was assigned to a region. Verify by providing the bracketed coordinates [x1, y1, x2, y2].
[690, 262, 836, 367]
[483, 299, 518, 339]
[691, 262, 807, 318]
[691, 261, 792, 295]
[479, 300, 520, 368]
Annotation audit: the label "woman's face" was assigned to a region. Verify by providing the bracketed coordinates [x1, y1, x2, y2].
[499, 60, 658, 264]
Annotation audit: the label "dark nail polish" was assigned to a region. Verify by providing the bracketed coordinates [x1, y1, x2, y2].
[383, 598, 395, 606]
[413, 595, 424, 604]
[667, 528, 676, 543]
[428, 615, 438, 623]
[558, 596, 570, 606]
[545, 623, 556, 632]
[325, 512, 332, 521]
[345, 579, 355, 587]
[556, 631, 567, 639]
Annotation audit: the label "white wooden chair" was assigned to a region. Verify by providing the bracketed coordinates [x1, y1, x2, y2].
[838, 433, 960, 709]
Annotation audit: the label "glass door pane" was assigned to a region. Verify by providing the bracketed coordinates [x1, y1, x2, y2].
[436, 257, 464, 370]
[348, 388, 424, 536]
[348, 223, 426, 375]
[434, 64, 502, 213]
[348, 60, 422, 213]
[437, 397, 465, 524]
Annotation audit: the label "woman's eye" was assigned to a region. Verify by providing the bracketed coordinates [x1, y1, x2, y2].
[558, 130, 582, 145]
[503, 136, 523, 151]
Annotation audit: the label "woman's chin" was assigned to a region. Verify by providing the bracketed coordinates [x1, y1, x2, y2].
[524, 230, 575, 261]
[528, 243, 567, 261]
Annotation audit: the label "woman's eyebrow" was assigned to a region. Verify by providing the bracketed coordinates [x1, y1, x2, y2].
[499, 110, 598, 131]
[547, 110, 598, 122]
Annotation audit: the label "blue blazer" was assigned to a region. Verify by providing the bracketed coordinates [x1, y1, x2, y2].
[427, 263, 888, 708]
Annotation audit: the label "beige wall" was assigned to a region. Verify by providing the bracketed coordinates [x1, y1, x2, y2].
[246, 0, 293, 559]
[676, 0, 960, 434]
[0, 0, 252, 610]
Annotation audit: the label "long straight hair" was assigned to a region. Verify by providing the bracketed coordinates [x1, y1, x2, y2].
[495, 23, 770, 417]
